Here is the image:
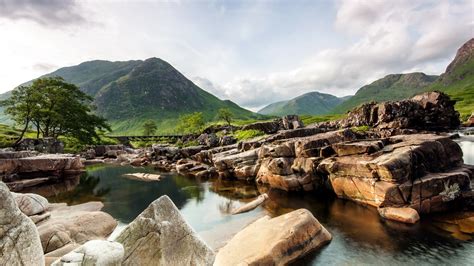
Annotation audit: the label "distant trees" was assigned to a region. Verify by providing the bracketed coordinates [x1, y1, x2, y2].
[143, 120, 157, 135]
[177, 112, 205, 134]
[0, 77, 109, 144]
[217, 108, 234, 126]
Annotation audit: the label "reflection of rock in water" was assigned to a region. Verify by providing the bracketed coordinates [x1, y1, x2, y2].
[44, 173, 110, 205]
[20, 175, 81, 198]
[210, 179, 259, 200]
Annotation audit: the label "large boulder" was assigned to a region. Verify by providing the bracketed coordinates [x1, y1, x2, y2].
[115, 195, 215, 265]
[316, 91, 460, 131]
[51, 240, 124, 266]
[0, 182, 44, 265]
[15, 137, 64, 153]
[214, 209, 331, 265]
[12, 192, 49, 216]
[37, 202, 117, 254]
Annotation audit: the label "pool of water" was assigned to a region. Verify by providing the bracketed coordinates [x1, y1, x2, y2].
[45, 138, 474, 265]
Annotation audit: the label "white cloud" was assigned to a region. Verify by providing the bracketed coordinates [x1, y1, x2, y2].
[198, 0, 473, 108]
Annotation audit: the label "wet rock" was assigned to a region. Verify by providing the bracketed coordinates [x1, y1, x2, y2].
[37, 201, 117, 254]
[378, 207, 420, 224]
[176, 159, 217, 179]
[12, 192, 49, 216]
[232, 193, 268, 215]
[0, 182, 44, 265]
[214, 209, 331, 265]
[433, 211, 474, 240]
[115, 195, 215, 265]
[51, 240, 124, 266]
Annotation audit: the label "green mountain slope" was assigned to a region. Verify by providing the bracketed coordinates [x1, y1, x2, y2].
[2, 58, 263, 134]
[332, 72, 438, 113]
[258, 91, 349, 116]
[427, 38, 474, 119]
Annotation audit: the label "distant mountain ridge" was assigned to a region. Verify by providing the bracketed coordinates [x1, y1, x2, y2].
[2, 58, 263, 134]
[258, 91, 350, 116]
[331, 72, 439, 113]
[427, 38, 474, 118]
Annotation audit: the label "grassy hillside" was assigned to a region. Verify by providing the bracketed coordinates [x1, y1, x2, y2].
[258, 91, 348, 116]
[427, 39, 473, 120]
[3, 58, 265, 135]
[332, 73, 438, 113]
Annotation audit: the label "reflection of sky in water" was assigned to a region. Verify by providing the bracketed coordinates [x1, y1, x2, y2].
[48, 149, 474, 265]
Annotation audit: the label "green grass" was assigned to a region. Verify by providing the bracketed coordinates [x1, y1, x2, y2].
[233, 129, 265, 141]
[427, 59, 474, 120]
[299, 114, 346, 125]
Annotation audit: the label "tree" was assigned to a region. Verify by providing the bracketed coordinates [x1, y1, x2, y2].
[143, 120, 157, 135]
[0, 77, 110, 144]
[176, 112, 205, 134]
[217, 108, 234, 126]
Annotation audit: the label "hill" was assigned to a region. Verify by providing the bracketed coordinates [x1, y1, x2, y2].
[332, 72, 438, 113]
[258, 91, 349, 116]
[427, 38, 474, 119]
[1, 58, 263, 134]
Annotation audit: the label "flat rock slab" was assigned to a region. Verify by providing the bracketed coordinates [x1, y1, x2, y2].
[115, 195, 215, 266]
[0, 154, 84, 174]
[123, 172, 161, 181]
[214, 209, 332, 265]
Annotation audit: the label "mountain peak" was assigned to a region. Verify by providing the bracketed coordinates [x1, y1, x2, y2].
[444, 38, 474, 75]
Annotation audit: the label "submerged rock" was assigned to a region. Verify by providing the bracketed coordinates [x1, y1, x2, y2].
[51, 240, 124, 266]
[115, 195, 215, 265]
[123, 172, 162, 181]
[378, 207, 420, 224]
[214, 209, 331, 265]
[0, 182, 44, 266]
[232, 193, 268, 215]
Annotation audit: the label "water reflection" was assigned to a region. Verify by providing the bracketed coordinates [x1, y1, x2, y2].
[48, 163, 474, 264]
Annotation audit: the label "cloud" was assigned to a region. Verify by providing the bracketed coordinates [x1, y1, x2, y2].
[0, 0, 86, 26]
[200, 0, 473, 109]
[31, 63, 57, 72]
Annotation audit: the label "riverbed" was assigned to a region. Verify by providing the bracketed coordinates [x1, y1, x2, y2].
[46, 135, 474, 265]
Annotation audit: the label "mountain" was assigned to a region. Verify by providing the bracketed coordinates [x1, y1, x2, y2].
[332, 72, 438, 113]
[427, 38, 474, 119]
[258, 91, 349, 116]
[1, 58, 263, 134]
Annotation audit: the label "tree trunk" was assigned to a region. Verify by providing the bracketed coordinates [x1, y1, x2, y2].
[14, 119, 29, 146]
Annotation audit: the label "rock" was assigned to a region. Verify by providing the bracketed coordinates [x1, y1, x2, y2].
[0, 182, 44, 265]
[242, 120, 281, 134]
[432, 211, 474, 240]
[12, 192, 49, 216]
[232, 193, 269, 215]
[94, 145, 124, 157]
[198, 133, 219, 147]
[378, 207, 420, 224]
[15, 137, 64, 153]
[51, 240, 124, 266]
[464, 113, 474, 127]
[123, 172, 162, 181]
[281, 115, 304, 129]
[176, 159, 217, 179]
[213, 148, 261, 180]
[315, 91, 460, 131]
[115, 195, 214, 265]
[37, 201, 117, 254]
[219, 135, 237, 146]
[214, 209, 331, 265]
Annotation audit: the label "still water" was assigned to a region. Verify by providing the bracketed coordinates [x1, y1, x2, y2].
[47, 138, 474, 265]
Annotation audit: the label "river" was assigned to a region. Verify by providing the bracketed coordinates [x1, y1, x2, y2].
[46, 135, 474, 265]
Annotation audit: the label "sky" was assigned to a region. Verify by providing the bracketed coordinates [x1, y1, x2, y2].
[0, 0, 472, 111]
